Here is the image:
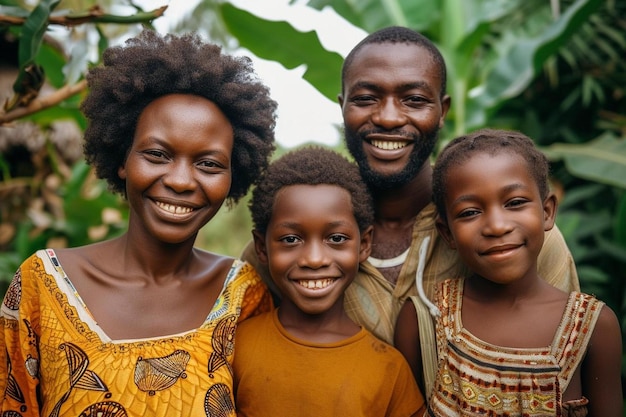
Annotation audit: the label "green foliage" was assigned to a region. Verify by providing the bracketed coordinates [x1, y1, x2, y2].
[217, 0, 626, 400]
[220, 3, 344, 101]
[0, 160, 127, 294]
[544, 133, 626, 189]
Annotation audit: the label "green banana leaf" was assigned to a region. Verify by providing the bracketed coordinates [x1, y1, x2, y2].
[305, 0, 439, 32]
[220, 3, 344, 101]
[544, 133, 626, 189]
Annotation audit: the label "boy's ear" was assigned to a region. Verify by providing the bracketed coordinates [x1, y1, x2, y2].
[358, 225, 374, 263]
[543, 192, 558, 231]
[252, 230, 269, 265]
[435, 217, 457, 250]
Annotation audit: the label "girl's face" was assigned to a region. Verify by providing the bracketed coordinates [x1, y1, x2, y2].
[254, 184, 372, 317]
[119, 94, 234, 245]
[436, 151, 556, 285]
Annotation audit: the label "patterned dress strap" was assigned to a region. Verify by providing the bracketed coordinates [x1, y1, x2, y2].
[551, 292, 604, 391]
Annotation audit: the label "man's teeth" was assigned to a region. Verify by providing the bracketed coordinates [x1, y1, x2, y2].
[371, 140, 408, 150]
[297, 279, 334, 290]
[156, 202, 193, 214]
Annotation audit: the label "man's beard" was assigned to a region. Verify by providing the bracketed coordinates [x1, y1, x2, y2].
[345, 126, 439, 191]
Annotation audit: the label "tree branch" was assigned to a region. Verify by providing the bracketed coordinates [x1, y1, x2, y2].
[0, 5, 168, 27]
[0, 79, 87, 125]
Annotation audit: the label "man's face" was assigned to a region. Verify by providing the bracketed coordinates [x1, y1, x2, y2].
[339, 43, 450, 190]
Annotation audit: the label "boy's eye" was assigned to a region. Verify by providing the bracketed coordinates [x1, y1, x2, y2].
[507, 198, 528, 208]
[328, 234, 348, 244]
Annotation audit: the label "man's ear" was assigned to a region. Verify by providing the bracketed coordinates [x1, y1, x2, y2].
[358, 225, 374, 263]
[338, 93, 344, 108]
[439, 94, 451, 129]
[252, 230, 269, 265]
[543, 193, 558, 231]
[435, 217, 456, 250]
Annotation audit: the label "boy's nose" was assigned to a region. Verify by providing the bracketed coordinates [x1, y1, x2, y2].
[298, 241, 330, 269]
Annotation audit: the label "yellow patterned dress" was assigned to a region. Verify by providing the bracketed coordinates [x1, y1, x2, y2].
[0, 249, 272, 417]
[428, 278, 603, 417]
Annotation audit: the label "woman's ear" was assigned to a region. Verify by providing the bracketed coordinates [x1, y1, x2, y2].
[358, 225, 374, 263]
[252, 230, 269, 265]
[435, 217, 457, 250]
[543, 193, 558, 231]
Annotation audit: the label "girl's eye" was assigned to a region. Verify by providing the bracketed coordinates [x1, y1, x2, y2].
[279, 235, 300, 244]
[458, 209, 480, 218]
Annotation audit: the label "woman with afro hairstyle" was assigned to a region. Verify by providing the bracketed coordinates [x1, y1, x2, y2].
[0, 30, 277, 417]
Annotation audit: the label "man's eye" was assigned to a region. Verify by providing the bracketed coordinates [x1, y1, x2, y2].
[404, 96, 429, 106]
[352, 96, 376, 105]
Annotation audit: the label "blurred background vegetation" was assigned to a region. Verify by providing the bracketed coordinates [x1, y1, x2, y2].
[0, 0, 625, 406]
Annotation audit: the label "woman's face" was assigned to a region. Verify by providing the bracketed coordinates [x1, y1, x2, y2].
[118, 94, 234, 245]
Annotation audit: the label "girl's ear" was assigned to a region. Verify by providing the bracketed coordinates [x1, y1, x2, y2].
[435, 217, 457, 250]
[252, 230, 269, 265]
[543, 193, 558, 231]
[118, 165, 127, 180]
[358, 225, 374, 263]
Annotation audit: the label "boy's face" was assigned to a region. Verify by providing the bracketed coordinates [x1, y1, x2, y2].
[254, 184, 372, 316]
[435, 152, 556, 285]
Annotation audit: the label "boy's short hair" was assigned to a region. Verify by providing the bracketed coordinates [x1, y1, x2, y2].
[81, 30, 277, 204]
[432, 128, 550, 222]
[250, 146, 374, 235]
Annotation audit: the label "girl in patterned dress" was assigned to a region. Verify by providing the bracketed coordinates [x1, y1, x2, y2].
[396, 128, 622, 416]
[0, 30, 276, 417]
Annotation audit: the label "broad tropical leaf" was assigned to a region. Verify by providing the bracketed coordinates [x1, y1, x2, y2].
[220, 3, 343, 101]
[544, 133, 626, 189]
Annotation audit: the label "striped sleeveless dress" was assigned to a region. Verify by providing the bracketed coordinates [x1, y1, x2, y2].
[428, 278, 603, 417]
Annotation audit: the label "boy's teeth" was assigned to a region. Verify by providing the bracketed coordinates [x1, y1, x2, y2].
[371, 140, 408, 150]
[156, 202, 193, 214]
[297, 279, 334, 290]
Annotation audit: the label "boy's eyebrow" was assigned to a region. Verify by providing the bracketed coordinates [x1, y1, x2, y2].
[273, 220, 355, 229]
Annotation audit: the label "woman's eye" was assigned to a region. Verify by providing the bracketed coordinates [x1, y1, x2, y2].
[145, 150, 166, 158]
